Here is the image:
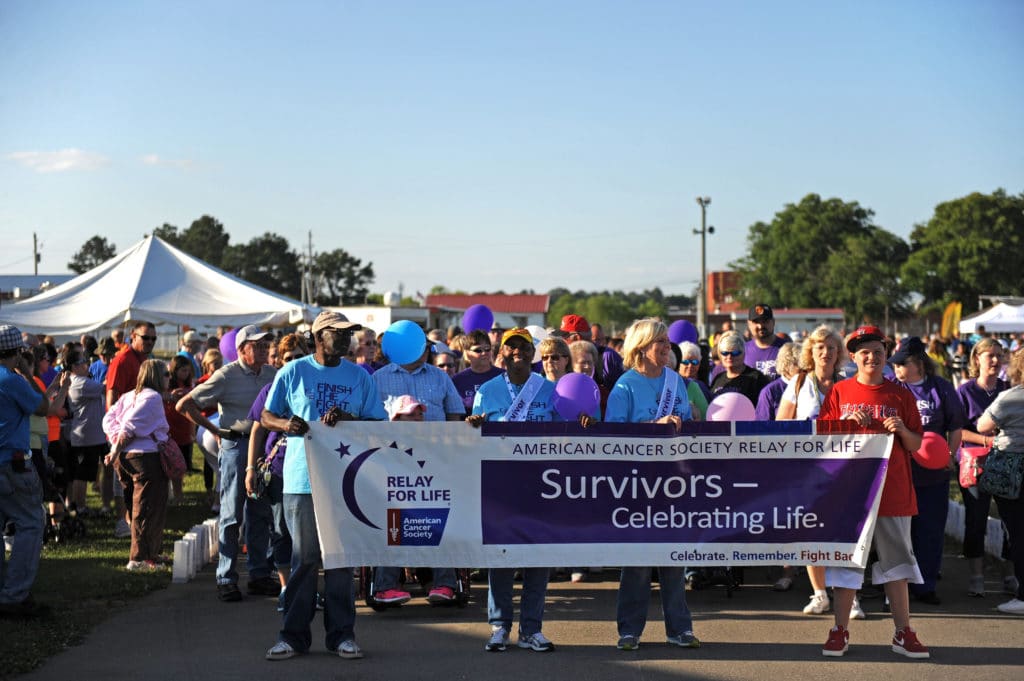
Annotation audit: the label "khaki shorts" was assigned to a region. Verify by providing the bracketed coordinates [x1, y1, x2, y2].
[826, 515, 923, 589]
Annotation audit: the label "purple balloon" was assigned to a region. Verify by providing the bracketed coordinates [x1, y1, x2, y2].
[668, 319, 698, 345]
[706, 392, 756, 422]
[219, 328, 239, 363]
[553, 373, 601, 421]
[462, 304, 494, 333]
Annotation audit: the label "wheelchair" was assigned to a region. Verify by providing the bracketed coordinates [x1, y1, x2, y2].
[357, 566, 473, 611]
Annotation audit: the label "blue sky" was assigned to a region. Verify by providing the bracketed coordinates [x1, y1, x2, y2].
[2, 0, 1022, 299]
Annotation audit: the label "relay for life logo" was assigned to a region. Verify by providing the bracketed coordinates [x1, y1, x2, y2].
[337, 438, 452, 547]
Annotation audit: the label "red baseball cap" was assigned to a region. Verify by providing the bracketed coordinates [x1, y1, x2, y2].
[846, 325, 886, 352]
[560, 314, 590, 334]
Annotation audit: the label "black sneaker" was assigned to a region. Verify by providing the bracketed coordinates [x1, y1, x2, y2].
[217, 583, 242, 602]
[247, 577, 282, 597]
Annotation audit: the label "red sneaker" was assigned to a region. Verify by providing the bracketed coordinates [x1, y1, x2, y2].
[374, 589, 411, 604]
[427, 586, 456, 603]
[822, 625, 849, 657]
[892, 627, 929, 659]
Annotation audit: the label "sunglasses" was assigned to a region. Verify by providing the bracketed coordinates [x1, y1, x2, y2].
[436, 363, 455, 369]
[282, 353, 305, 362]
[680, 359, 700, 366]
[137, 335, 157, 342]
[720, 350, 743, 357]
[469, 346, 492, 354]
[542, 354, 567, 362]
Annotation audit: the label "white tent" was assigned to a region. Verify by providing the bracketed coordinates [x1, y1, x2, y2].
[959, 303, 1024, 334]
[0, 236, 319, 335]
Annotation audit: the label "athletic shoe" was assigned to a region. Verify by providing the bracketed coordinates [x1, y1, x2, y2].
[996, 598, 1024, 614]
[486, 626, 510, 652]
[265, 641, 297, 661]
[967, 575, 985, 597]
[850, 598, 866, 620]
[822, 625, 849, 657]
[617, 634, 640, 651]
[571, 571, 586, 583]
[892, 627, 930, 659]
[374, 589, 411, 605]
[773, 576, 794, 592]
[217, 583, 242, 602]
[335, 639, 364, 659]
[113, 519, 131, 538]
[125, 560, 158, 571]
[427, 586, 455, 603]
[803, 593, 830, 614]
[518, 631, 555, 652]
[1004, 576, 1020, 595]
[666, 631, 701, 648]
[247, 576, 282, 596]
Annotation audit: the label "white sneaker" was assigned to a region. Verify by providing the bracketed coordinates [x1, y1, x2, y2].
[265, 641, 297, 661]
[518, 631, 555, 652]
[850, 598, 866, 620]
[486, 626, 510, 652]
[996, 598, 1024, 615]
[335, 639, 363, 659]
[803, 593, 830, 614]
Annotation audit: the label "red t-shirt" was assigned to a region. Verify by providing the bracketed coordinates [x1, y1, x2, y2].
[106, 346, 145, 404]
[818, 377, 922, 517]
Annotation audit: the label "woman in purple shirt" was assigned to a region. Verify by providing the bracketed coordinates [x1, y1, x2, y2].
[956, 338, 1015, 597]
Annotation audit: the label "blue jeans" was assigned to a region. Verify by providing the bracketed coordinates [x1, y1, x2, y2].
[910, 481, 949, 595]
[374, 566, 457, 592]
[617, 566, 692, 638]
[216, 438, 273, 584]
[488, 567, 548, 636]
[279, 493, 356, 652]
[267, 475, 292, 569]
[0, 464, 45, 604]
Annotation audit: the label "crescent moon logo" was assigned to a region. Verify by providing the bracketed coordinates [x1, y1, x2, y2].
[341, 447, 381, 529]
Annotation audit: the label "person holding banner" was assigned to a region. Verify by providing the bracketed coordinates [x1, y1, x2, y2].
[467, 327, 592, 653]
[261, 311, 387, 662]
[817, 325, 929, 659]
[604, 318, 698, 651]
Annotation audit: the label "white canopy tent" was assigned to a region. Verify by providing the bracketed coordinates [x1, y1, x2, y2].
[0, 236, 318, 336]
[959, 303, 1024, 334]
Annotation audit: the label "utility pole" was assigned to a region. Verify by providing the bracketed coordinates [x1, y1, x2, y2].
[33, 232, 40, 275]
[693, 197, 713, 339]
[302, 231, 314, 305]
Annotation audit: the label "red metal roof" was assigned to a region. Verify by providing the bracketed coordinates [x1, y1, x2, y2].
[425, 294, 550, 314]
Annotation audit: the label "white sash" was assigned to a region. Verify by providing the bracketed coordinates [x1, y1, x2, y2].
[503, 373, 545, 422]
[654, 368, 679, 420]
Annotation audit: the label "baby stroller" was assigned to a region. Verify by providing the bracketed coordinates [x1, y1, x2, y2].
[34, 450, 87, 545]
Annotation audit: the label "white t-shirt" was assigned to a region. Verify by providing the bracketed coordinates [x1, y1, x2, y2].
[780, 373, 828, 420]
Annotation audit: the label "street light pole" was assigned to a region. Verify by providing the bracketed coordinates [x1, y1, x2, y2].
[693, 197, 713, 340]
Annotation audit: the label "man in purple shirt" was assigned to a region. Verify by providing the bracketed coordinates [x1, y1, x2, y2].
[744, 304, 788, 380]
[452, 330, 504, 414]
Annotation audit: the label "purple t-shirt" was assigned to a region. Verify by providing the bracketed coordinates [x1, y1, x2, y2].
[899, 375, 966, 486]
[453, 366, 504, 413]
[248, 383, 285, 477]
[957, 378, 1010, 430]
[754, 376, 788, 421]
[744, 336, 789, 379]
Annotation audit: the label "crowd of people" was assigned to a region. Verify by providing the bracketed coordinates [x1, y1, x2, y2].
[2, 304, 1023, 664]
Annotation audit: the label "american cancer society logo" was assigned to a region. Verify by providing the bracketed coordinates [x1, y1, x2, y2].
[337, 438, 452, 547]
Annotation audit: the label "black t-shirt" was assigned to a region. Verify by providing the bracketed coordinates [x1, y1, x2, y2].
[710, 366, 770, 406]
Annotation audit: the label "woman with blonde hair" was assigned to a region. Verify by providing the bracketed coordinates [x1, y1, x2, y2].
[710, 330, 769, 405]
[538, 337, 572, 383]
[102, 359, 171, 571]
[606, 318, 697, 650]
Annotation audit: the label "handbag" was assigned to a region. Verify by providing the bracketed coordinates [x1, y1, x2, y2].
[978, 446, 1024, 500]
[958, 443, 990, 489]
[253, 437, 285, 500]
[157, 437, 187, 482]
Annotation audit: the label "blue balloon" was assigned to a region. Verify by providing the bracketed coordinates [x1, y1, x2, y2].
[668, 319, 698, 345]
[462, 304, 494, 333]
[382, 320, 427, 365]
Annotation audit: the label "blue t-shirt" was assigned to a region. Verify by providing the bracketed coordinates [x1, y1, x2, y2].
[605, 368, 693, 423]
[265, 357, 386, 494]
[472, 373, 561, 422]
[89, 358, 109, 384]
[0, 366, 41, 463]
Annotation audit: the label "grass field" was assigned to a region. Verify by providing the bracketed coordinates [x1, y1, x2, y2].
[1, 471, 214, 677]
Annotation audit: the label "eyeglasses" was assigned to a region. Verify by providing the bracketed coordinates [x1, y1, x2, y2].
[137, 335, 157, 342]
[680, 358, 700, 366]
[282, 353, 305, 362]
[720, 350, 743, 357]
[436, 363, 455, 369]
[542, 354, 567, 362]
[469, 346, 492, 354]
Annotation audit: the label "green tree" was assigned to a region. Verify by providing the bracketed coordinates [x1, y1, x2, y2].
[731, 194, 908, 315]
[178, 215, 230, 268]
[221, 233, 302, 298]
[822, 228, 910, 325]
[313, 248, 375, 305]
[151, 223, 181, 246]
[901, 189, 1024, 312]
[68, 236, 116, 273]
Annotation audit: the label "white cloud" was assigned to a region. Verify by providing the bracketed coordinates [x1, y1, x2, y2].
[6, 148, 110, 173]
[140, 154, 194, 170]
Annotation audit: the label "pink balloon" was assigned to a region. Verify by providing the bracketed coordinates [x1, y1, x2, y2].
[706, 392, 756, 422]
[554, 373, 601, 420]
[219, 328, 239, 363]
[914, 432, 950, 470]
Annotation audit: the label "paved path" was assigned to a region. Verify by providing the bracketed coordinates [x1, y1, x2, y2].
[24, 557, 1024, 681]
